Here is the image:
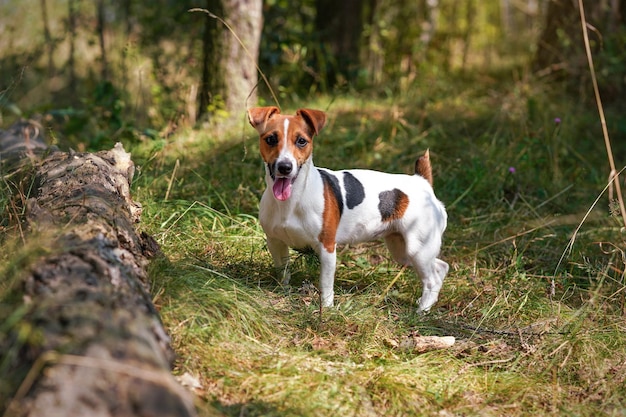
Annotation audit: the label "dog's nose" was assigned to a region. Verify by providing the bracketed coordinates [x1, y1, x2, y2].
[277, 161, 293, 175]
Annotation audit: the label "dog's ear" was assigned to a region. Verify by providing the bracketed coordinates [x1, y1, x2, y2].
[248, 107, 281, 131]
[296, 109, 326, 136]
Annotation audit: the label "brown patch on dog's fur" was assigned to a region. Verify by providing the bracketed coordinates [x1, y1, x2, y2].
[379, 189, 410, 222]
[318, 180, 342, 253]
[415, 149, 433, 187]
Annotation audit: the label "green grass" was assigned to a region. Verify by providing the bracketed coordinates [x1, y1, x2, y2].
[4, 73, 626, 415]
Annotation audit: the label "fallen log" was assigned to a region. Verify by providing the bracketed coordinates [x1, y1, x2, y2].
[0, 121, 197, 417]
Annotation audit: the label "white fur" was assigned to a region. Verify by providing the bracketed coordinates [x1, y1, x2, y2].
[259, 153, 449, 312]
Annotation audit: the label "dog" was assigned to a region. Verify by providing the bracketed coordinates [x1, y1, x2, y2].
[248, 106, 448, 312]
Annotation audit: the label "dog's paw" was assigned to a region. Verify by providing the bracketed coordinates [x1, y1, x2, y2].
[320, 293, 334, 308]
[417, 289, 439, 313]
[416, 301, 431, 314]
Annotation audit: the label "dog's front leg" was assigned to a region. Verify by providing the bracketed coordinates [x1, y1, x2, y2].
[267, 236, 291, 285]
[318, 248, 337, 307]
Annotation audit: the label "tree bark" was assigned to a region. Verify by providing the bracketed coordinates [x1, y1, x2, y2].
[0, 121, 197, 417]
[197, 0, 263, 123]
[222, 0, 263, 114]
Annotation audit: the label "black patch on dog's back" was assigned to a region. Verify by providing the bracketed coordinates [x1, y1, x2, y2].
[318, 169, 344, 216]
[378, 189, 409, 221]
[343, 172, 365, 209]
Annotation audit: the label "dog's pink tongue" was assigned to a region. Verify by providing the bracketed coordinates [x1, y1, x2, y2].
[273, 178, 292, 201]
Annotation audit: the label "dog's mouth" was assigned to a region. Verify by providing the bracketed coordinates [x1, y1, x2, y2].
[268, 161, 299, 201]
[272, 177, 294, 201]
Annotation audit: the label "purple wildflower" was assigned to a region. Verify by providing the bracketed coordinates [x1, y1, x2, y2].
[508, 166, 516, 174]
[554, 117, 561, 125]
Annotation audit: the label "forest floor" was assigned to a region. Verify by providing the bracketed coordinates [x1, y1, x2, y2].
[6, 70, 626, 416]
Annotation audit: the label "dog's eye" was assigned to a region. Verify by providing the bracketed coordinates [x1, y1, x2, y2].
[264, 134, 278, 146]
[295, 136, 308, 148]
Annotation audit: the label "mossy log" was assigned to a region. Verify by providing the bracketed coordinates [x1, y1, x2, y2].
[0, 121, 196, 417]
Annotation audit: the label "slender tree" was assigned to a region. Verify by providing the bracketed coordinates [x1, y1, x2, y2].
[40, 0, 54, 77]
[96, 0, 109, 81]
[461, 0, 476, 70]
[67, 0, 78, 93]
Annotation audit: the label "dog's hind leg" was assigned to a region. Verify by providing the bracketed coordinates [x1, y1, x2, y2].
[426, 258, 449, 309]
[267, 237, 291, 285]
[403, 236, 448, 312]
[384, 233, 410, 266]
[413, 256, 448, 312]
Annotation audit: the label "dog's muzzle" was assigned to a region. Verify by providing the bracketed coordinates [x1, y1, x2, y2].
[268, 160, 298, 201]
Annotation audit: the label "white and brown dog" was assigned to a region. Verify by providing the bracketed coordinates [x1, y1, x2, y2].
[248, 107, 448, 312]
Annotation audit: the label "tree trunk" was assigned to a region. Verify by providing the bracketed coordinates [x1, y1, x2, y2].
[533, 0, 581, 76]
[67, 0, 78, 94]
[461, 0, 475, 71]
[534, 0, 626, 97]
[314, 0, 365, 88]
[0, 121, 197, 417]
[40, 0, 55, 77]
[97, 0, 109, 81]
[199, 0, 223, 121]
[198, 0, 263, 124]
[362, 0, 382, 85]
[534, 0, 626, 74]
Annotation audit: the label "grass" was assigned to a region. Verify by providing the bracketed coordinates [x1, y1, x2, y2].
[121, 72, 626, 416]
[3, 71, 626, 415]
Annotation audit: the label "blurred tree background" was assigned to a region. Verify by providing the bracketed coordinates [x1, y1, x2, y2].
[0, 0, 624, 148]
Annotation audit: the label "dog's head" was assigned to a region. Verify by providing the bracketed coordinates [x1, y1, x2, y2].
[248, 107, 326, 201]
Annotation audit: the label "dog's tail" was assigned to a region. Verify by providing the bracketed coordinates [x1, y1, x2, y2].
[414, 149, 433, 187]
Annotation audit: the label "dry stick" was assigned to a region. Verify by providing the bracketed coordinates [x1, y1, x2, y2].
[377, 265, 407, 304]
[164, 158, 179, 201]
[578, 0, 626, 228]
[188, 8, 281, 110]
